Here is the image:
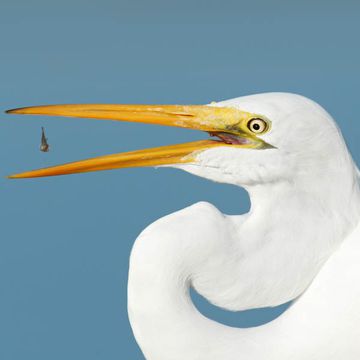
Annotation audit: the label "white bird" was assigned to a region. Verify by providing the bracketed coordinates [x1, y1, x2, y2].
[7, 93, 360, 359]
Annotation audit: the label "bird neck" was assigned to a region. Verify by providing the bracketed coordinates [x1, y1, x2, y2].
[128, 203, 239, 360]
[245, 163, 360, 249]
[128, 165, 360, 360]
[231, 166, 360, 305]
[128, 185, 360, 359]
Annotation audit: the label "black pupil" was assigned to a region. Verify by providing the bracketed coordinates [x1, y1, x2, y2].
[252, 123, 261, 131]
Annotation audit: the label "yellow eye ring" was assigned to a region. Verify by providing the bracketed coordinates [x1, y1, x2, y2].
[247, 118, 268, 134]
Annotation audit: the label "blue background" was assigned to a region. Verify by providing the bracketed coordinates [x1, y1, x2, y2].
[1, 0, 360, 358]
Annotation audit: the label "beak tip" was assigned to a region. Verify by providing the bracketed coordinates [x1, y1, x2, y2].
[5, 108, 20, 114]
[7, 173, 27, 179]
[5, 107, 31, 114]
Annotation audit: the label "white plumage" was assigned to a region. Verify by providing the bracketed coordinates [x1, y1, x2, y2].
[128, 94, 360, 359]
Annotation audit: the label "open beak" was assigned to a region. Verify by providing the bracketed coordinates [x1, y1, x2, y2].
[6, 103, 270, 179]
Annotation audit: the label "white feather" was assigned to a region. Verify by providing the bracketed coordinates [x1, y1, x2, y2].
[128, 93, 360, 359]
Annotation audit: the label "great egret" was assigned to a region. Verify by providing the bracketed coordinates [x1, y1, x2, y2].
[7, 93, 360, 359]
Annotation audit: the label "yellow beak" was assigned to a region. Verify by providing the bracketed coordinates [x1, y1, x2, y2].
[6, 104, 269, 179]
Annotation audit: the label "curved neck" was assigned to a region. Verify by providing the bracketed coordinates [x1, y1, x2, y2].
[128, 219, 239, 360]
[128, 166, 360, 360]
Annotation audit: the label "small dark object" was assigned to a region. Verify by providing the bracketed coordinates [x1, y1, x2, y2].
[40, 127, 50, 152]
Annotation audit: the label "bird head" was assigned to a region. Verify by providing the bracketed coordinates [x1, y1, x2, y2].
[175, 93, 351, 187]
[6, 93, 350, 188]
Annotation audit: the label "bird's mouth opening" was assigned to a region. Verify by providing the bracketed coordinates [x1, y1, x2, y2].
[209, 132, 252, 145]
[6, 103, 272, 179]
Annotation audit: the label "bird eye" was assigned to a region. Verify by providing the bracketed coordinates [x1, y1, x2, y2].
[247, 118, 267, 134]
